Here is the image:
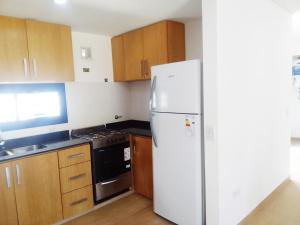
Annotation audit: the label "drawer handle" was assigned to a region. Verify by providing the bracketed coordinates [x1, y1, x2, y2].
[5, 167, 12, 188]
[70, 198, 88, 206]
[69, 173, 86, 181]
[16, 164, 21, 185]
[68, 153, 85, 159]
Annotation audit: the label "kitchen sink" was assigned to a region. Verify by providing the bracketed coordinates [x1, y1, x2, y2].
[0, 150, 10, 157]
[7, 144, 47, 155]
[0, 144, 47, 158]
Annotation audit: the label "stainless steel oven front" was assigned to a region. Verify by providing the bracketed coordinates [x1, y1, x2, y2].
[91, 142, 132, 203]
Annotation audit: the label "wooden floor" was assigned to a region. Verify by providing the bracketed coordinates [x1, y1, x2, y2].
[239, 179, 300, 225]
[62, 194, 172, 225]
[240, 139, 300, 225]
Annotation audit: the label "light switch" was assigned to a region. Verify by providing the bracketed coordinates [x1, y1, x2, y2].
[205, 125, 215, 142]
[80, 47, 92, 59]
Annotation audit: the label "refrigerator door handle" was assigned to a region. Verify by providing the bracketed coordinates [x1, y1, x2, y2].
[149, 75, 157, 111]
[150, 113, 158, 148]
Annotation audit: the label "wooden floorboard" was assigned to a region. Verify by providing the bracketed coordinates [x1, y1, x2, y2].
[62, 194, 172, 225]
[240, 140, 300, 225]
[239, 179, 300, 225]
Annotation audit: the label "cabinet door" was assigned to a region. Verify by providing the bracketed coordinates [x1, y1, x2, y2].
[111, 35, 126, 81]
[166, 21, 186, 63]
[143, 22, 168, 79]
[26, 20, 74, 81]
[12, 152, 63, 225]
[132, 136, 153, 199]
[0, 162, 18, 225]
[123, 29, 144, 81]
[0, 16, 29, 82]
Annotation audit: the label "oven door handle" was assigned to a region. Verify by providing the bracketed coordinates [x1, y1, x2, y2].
[101, 179, 118, 185]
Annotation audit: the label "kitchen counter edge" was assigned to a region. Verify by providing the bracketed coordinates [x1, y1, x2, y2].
[0, 138, 90, 163]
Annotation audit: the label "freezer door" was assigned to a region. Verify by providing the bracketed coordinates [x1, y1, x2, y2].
[152, 112, 202, 225]
[150, 60, 201, 114]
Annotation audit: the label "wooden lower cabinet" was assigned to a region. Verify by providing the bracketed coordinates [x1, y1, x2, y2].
[62, 185, 93, 218]
[58, 144, 91, 168]
[132, 136, 153, 199]
[0, 144, 93, 225]
[12, 152, 63, 225]
[60, 161, 92, 194]
[0, 162, 18, 225]
[59, 144, 93, 219]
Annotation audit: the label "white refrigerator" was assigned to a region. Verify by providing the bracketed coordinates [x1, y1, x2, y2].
[150, 59, 204, 225]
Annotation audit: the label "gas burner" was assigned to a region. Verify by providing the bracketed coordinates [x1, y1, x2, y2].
[71, 125, 129, 149]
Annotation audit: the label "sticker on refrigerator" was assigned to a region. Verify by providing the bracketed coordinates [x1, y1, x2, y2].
[124, 147, 131, 161]
[185, 115, 195, 137]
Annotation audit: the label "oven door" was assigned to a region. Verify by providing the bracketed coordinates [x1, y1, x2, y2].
[93, 142, 131, 182]
[92, 142, 132, 202]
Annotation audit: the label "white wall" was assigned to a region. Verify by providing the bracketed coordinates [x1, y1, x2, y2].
[185, 19, 203, 60]
[202, 0, 291, 224]
[128, 81, 151, 121]
[2, 32, 130, 140]
[71, 31, 114, 82]
[202, 0, 219, 224]
[66, 82, 130, 129]
[293, 12, 300, 55]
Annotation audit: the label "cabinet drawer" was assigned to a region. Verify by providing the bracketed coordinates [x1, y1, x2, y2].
[62, 185, 93, 219]
[58, 144, 90, 168]
[60, 161, 92, 194]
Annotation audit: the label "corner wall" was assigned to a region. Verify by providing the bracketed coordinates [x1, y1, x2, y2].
[202, 0, 291, 224]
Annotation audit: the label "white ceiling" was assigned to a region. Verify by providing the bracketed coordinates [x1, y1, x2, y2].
[0, 0, 202, 36]
[273, 0, 300, 13]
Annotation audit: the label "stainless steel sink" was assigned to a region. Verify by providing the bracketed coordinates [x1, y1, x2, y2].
[0, 150, 10, 157]
[7, 144, 47, 155]
[0, 144, 47, 158]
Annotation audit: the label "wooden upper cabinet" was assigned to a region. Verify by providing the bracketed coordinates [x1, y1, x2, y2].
[0, 16, 74, 82]
[12, 152, 63, 225]
[0, 162, 18, 225]
[0, 16, 29, 82]
[132, 136, 153, 199]
[123, 29, 144, 81]
[26, 20, 74, 82]
[143, 21, 168, 79]
[111, 20, 185, 82]
[166, 21, 186, 63]
[111, 35, 126, 81]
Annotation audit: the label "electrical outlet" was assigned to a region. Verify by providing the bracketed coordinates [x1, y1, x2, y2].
[232, 189, 241, 199]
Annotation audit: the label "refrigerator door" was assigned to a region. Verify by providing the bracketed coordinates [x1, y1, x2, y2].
[152, 112, 202, 225]
[150, 60, 201, 114]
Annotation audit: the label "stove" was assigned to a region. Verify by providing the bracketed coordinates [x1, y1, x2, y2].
[71, 125, 129, 149]
[71, 125, 132, 203]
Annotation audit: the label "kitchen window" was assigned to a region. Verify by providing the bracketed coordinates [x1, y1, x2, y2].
[0, 84, 68, 131]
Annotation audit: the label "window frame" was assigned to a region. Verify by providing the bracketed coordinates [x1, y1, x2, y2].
[0, 83, 68, 131]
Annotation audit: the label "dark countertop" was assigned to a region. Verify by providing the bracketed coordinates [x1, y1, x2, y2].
[0, 131, 90, 163]
[122, 128, 152, 137]
[0, 120, 151, 163]
[106, 120, 152, 137]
